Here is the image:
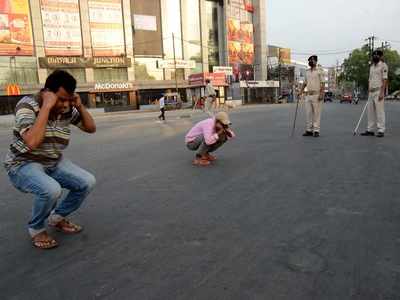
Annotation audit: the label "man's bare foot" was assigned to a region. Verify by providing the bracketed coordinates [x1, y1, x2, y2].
[32, 231, 58, 249]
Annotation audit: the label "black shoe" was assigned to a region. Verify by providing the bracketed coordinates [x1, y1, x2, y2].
[302, 131, 313, 137]
[360, 131, 375, 136]
[376, 132, 384, 138]
[313, 132, 320, 137]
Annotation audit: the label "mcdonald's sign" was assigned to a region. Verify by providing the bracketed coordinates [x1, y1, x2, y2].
[6, 84, 21, 96]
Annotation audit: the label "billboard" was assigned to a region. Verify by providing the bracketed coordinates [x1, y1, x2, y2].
[40, 0, 82, 56]
[279, 48, 291, 64]
[88, 0, 125, 56]
[227, 19, 254, 66]
[0, 0, 33, 56]
[131, 0, 162, 56]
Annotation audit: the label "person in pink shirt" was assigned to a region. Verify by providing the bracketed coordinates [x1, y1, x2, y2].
[185, 111, 235, 166]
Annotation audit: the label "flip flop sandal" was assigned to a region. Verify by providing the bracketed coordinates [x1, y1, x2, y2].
[49, 219, 83, 234]
[32, 236, 58, 250]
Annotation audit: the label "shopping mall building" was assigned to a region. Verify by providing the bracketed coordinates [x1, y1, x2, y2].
[0, 0, 267, 114]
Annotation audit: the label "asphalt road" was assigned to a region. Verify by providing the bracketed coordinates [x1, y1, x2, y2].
[0, 102, 400, 300]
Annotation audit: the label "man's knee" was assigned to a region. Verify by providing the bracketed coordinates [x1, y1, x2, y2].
[81, 173, 96, 192]
[39, 183, 62, 201]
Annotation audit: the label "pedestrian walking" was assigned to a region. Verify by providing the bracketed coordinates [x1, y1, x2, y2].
[204, 79, 216, 116]
[3, 70, 96, 249]
[300, 55, 325, 137]
[158, 95, 166, 121]
[185, 111, 235, 166]
[360, 50, 389, 138]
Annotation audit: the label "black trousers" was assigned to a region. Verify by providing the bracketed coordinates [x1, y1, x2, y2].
[159, 108, 165, 120]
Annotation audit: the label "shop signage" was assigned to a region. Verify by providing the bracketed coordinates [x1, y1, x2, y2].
[189, 73, 228, 87]
[93, 82, 133, 91]
[157, 59, 195, 69]
[239, 80, 280, 88]
[213, 66, 233, 76]
[6, 84, 21, 96]
[91, 57, 131, 68]
[38, 57, 132, 68]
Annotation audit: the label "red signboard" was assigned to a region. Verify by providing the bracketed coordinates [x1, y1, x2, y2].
[189, 72, 228, 87]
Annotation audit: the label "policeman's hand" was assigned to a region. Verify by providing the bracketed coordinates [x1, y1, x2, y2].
[225, 128, 233, 138]
[41, 90, 58, 110]
[379, 93, 384, 101]
[319, 94, 324, 102]
[71, 93, 83, 109]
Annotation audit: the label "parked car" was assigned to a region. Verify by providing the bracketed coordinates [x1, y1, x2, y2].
[385, 90, 400, 101]
[340, 93, 352, 103]
[324, 92, 333, 102]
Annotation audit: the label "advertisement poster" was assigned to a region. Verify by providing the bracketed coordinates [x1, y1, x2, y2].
[40, 0, 82, 56]
[241, 42, 254, 65]
[0, 0, 33, 56]
[227, 19, 254, 65]
[227, 18, 241, 42]
[88, 0, 125, 56]
[241, 23, 253, 44]
[228, 41, 241, 64]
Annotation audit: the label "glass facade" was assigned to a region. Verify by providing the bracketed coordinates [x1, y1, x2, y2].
[93, 68, 128, 82]
[181, 0, 202, 75]
[134, 57, 164, 80]
[0, 57, 38, 85]
[160, 0, 183, 80]
[205, 0, 221, 72]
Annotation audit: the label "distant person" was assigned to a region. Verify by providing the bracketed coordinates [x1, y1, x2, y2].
[204, 79, 216, 115]
[4, 70, 96, 250]
[300, 55, 325, 137]
[185, 111, 235, 166]
[158, 95, 166, 121]
[361, 50, 388, 138]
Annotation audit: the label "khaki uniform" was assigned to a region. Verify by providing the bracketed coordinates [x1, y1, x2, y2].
[304, 68, 324, 132]
[367, 61, 388, 133]
[204, 83, 216, 115]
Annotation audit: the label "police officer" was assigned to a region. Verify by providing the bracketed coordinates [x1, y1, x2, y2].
[300, 55, 325, 137]
[361, 50, 389, 138]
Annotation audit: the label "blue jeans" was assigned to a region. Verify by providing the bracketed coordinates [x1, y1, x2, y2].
[7, 159, 96, 233]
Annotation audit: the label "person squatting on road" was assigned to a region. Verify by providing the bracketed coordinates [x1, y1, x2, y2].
[185, 111, 235, 166]
[361, 50, 389, 138]
[3, 70, 97, 250]
[204, 79, 217, 115]
[300, 55, 325, 137]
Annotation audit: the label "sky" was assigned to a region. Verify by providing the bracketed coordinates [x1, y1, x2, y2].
[267, 0, 400, 67]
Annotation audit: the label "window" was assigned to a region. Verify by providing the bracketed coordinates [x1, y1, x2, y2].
[134, 58, 164, 80]
[93, 68, 128, 82]
[160, 0, 183, 80]
[181, 0, 202, 75]
[205, 1, 220, 71]
[0, 57, 38, 85]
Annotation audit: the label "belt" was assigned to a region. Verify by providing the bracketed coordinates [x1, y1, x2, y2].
[369, 87, 381, 93]
[307, 91, 319, 96]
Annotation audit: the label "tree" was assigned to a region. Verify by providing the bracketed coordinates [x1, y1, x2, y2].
[339, 45, 400, 93]
[339, 45, 370, 92]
